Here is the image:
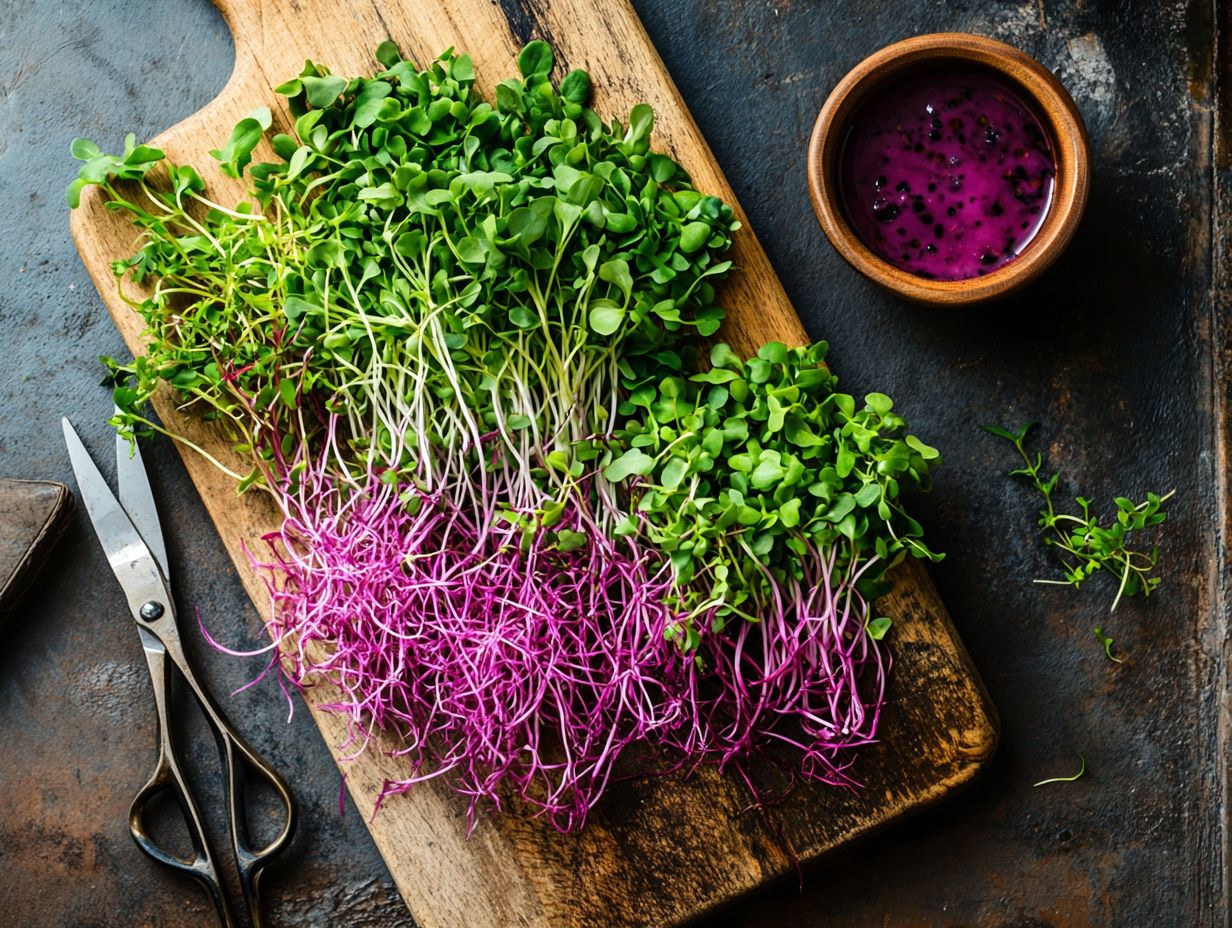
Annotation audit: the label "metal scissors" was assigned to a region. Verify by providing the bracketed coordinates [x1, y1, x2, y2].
[63, 417, 296, 928]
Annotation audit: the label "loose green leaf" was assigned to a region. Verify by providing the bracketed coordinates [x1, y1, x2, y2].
[625, 103, 654, 149]
[70, 137, 102, 161]
[1093, 626, 1123, 663]
[604, 448, 656, 482]
[866, 616, 892, 640]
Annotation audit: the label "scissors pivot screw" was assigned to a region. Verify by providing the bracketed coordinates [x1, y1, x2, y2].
[140, 601, 165, 621]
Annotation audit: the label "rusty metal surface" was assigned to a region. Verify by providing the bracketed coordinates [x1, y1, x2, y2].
[0, 0, 1224, 926]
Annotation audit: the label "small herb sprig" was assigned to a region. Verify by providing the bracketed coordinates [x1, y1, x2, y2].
[984, 422, 1173, 612]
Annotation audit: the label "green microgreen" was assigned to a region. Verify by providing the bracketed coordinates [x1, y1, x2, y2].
[608, 339, 941, 641]
[1093, 625, 1123, 663]
[71, 40, 738, 526]
[984, 422, 1173, 612]
[1032, 754, 1086, 787]
[866, 616, 893, 640]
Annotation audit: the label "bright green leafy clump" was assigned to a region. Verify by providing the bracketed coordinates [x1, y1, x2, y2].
[74, 41, 738, 515]
[607, 339, 941, 645]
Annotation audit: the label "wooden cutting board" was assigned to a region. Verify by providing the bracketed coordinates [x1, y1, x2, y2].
[69, 1, 999, 925]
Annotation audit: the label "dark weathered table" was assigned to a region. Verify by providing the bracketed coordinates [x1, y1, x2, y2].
[0, 1, 1226, 925]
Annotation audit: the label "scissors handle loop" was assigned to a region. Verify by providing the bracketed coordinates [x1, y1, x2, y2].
[130, 636, 296, 928]
[128, 645, 237, 927]
[214, 698, 298, 928]
[62, 419, 297, 927]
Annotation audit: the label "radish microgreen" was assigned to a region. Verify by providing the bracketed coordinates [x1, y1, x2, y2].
[68, 38, 943, 828]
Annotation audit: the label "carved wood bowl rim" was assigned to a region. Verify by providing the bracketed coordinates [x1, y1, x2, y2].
[806, 32, 1091, 306]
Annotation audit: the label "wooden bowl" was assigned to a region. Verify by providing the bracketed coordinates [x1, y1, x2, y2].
[807, 33, 1090, 305]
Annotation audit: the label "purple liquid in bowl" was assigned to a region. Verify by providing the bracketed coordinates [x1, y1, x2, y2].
[838, 65, 1055, 281]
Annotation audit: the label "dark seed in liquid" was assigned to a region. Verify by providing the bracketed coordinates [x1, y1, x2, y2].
[838, 64, 1055, 280]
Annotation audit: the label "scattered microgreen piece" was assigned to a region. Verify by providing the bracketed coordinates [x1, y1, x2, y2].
[1033, 754, 1086, 787]
[983, 422, 1174, 612]
[1093, 626, 1123, 663]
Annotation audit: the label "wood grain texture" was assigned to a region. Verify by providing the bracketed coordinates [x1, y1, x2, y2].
[67, 1, 997, 925]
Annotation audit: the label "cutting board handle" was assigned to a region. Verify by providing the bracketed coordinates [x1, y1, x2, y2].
[206, 0, 531, 102]
[210, 0, 368, 58]
[206, 0, 260, 63]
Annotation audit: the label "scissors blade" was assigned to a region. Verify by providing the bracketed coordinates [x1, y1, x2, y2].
[62, 417, 168, 621]
[115, 410, 169, 580]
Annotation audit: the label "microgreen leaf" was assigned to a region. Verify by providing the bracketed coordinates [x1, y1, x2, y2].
[598, 259, 632, 299]
[905, 434, 940, 459]
[517, 40, 553, 81]
[604, 448, 656, 482]
[560, 69, 591, 104]
[757, 341, 788, 364]
[679, 221, 710, 254]
[865, 392, 892, 416]
[710, 343, 741, 369]
[588, 300, 624, 336]
[301, 74, 347, 108]
[375, 40, 402, 68]
[866, 616, 892, 640]
[209, 107, 271, 178]
[1093, 626, 1123, 663]
[625, 103, 654, 149]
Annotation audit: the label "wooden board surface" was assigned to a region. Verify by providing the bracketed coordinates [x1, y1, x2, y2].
[67, 1, 998, 925]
